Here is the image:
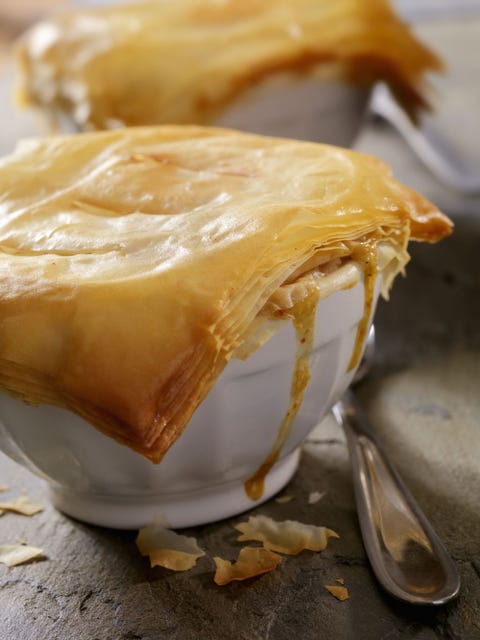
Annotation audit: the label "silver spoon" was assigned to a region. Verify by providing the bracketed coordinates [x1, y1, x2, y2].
[369, 84, 480, 195]
[332, 326, 461, 605]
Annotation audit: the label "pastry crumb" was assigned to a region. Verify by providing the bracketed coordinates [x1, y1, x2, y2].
[0, 544, 44, 567]
[325, 584, 349, 601]
[235, 515, 338, 555]
[136, 522, 205, 571]
[213, 546, 282, 585]
[308, 491, 326, 504]
[0, 496, 43, 516]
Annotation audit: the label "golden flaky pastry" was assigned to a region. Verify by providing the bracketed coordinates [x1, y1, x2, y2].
[0, 126, 451, 461]
[213, 547, 283, 585]
[235, 515, 339, 555]
[136, 522, 205, 571]
[325, 584, 350, 601]
[15, 0, 442, 130]
[0, 496, 43, 516]
[0, 544, 44, 567]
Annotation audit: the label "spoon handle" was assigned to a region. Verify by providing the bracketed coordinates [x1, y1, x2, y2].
[370, 84, 480, 195]
[332, 389, 460, 605]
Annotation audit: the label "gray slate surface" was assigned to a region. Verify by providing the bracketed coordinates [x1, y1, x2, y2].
[1, 15, 480, 640]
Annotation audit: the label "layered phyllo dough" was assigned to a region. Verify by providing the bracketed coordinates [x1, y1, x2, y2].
[16, 0, 442, 130]
[0, 126, 451, 460]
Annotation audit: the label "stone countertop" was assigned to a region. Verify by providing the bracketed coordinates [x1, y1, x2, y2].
[1, 13, 480, 640]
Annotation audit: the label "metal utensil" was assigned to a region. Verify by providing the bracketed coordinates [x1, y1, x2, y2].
[369, 84, 480, 195]
[332, 326, 461, 605]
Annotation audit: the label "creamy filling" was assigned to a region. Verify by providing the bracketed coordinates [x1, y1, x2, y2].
[245, 288, 319, 500]
[243, 235, 408, 500]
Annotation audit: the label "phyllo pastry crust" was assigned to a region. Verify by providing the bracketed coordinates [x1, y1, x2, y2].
[15, 0, 442, 131]
[0, 126, 451, 461]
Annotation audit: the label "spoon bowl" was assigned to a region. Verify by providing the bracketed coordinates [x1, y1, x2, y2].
[332, 326, 461, 605]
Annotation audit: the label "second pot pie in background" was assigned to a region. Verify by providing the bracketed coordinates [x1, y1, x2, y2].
[15, 0, 442, 134]
[0, 126, 452, 464]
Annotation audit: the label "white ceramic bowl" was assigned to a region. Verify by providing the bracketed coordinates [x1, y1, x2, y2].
[2, 68, 370, 154]
[0, 275, 379, 529]
[1, 60, 372, 528]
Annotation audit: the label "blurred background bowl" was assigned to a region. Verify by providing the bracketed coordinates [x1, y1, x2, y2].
[215, 75, 370, 146]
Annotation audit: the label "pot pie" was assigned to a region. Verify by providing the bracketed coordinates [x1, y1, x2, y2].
[15, 0, 442, 131]
[0, 126, 451, 462]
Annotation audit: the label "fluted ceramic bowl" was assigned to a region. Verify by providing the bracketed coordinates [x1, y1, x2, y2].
[1, 60, 373, 528]
[0, 272, 379, 529]
[3, 67, 370, 154]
